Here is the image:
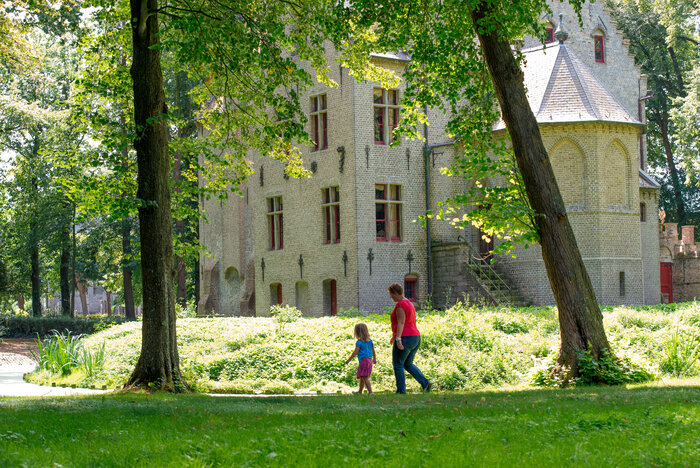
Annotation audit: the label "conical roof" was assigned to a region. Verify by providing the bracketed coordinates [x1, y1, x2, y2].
[494, 42, 640, 129]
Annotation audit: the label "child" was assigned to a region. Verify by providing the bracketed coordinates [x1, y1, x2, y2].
[345, 323, 376, 394]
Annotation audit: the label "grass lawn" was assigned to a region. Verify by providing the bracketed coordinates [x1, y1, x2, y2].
[1, 379, 698, 467]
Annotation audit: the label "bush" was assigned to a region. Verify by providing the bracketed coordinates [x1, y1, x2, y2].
[659, 330, 700, 377]
[0, 315, 128, 338]
[30, 331, 106, 377]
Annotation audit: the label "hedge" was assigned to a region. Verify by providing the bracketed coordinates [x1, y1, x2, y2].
[0, 315, 129, 338]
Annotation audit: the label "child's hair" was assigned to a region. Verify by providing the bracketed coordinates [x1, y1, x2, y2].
[388, 283, 403, 296]
[353, 323, 370, 342]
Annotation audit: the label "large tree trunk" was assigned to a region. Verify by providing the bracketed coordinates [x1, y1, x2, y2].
[470, 5, 610, 378]
[659, 100, 687, 225]
[126, 0, 184, 391]
[122, 217, 136, 320]
[60, 205, 71, 316]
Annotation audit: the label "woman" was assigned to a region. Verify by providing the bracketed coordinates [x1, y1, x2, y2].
[388, 283, 432, 393]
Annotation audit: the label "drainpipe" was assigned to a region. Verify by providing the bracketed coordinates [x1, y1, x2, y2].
[423, 105, 432, 296]
[638, 87, 653, 170]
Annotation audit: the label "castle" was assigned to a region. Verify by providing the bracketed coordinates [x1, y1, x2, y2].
[198, 1, 665, 316]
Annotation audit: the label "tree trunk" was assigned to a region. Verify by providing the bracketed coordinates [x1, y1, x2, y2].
[106, 290, 112, 316]
[122, 217, 136, 321]
[17, 294, 24, 311]
[126, 0, 184, 391]
[70, 202, 76, 317]
[76, 279, 88, 315]
[30, 215, 41, 317]
[60, 205, 71, 316]
[470, 5, 610, 378]
[659, 100, 687, 226]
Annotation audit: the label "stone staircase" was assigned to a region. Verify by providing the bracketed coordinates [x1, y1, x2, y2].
[462, 248, 530, 307]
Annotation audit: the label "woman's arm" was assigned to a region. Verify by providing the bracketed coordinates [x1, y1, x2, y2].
[395, 307, 406, 350]
[372, 343, 377, 363]
[345, 346, 360, 365]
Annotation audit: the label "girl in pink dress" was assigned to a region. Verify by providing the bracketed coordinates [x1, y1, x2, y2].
[345, 323, 377, 394]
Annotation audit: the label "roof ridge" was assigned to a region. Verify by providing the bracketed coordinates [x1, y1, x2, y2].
[537, 45, 564, 115]
[560, 45, 598, 118]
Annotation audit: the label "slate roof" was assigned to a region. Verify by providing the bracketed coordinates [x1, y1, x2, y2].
[494, 42, 640, 130]
[639, 169, 661, 189]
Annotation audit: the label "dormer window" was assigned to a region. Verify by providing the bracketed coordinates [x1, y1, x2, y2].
[594, 35, 605, 62]
[543, 25, 555, 44]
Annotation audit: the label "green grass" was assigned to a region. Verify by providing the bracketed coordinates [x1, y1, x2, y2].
[0, 380, 698, 466]
[25, 302, 700, 393]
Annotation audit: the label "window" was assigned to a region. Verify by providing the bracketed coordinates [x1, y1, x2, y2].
[270, 283, 282, 306]
[373, 88, 400, 144]
[311, 94, 328, 151]
[404, 277, 418, 302]
[543, 26, 554, 44]
[267, 196, 283, 250]
[594, 35, 605, 63]
[640, 202, 646, 222]
[619, 271, 626, 297]
[375, 183, 402, 241]
[322, 186, 340, 244]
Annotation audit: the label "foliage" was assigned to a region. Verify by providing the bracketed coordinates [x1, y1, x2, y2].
[29, 302, 700, 393]
[2, 384, 700, 465]
[0, 315, 127, 338]
[576, 349, 655, 386]
[337, 307, 363, 317]
[30, 330, 105, 376]
[660, 329, 700, 376]
[176, 300, 197, 319]
[608, 0, 700, 226]
[269, 305, 303, 326]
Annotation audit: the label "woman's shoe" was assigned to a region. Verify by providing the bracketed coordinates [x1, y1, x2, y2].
[422, 382, 433, 392]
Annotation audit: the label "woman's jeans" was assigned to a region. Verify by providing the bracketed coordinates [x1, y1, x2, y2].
[392, 335, 429, 393]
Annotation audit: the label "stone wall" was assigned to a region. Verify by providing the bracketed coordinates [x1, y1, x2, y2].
[431, 243, 492, 308]
[660, 224, 700, 302]
[495, 123, 646, 305]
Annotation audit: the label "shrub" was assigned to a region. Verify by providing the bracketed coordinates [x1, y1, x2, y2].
[576, 349, 655, 386]
[1, 315, 128, 338]
[176, 300, 197, 319]
[492, 317, 529, 334]
[269, 305, 302, 325]
[30, 331, 106, 377]
[338, 307, 362, 317]
[659, 330, 700, 377]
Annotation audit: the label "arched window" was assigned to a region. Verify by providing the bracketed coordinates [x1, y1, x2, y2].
[594, 34, 605, 63]
[640, 202, 646, 222]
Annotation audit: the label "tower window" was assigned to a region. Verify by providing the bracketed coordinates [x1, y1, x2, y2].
[594, 35, 605, 63]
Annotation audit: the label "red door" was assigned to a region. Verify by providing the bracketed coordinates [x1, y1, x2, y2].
[660, 262, 673, 303]
[330, 280, 337, 316]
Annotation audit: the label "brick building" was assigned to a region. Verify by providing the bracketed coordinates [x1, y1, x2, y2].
[198, 1, 662, 316]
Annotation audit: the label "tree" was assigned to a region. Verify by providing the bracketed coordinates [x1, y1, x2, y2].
[344, 0, 611, 377]
[608, 0, 698, 226]
[118, 0, 389, 390]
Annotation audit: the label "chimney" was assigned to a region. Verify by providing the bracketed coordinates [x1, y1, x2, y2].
[681, 225, 695, 245]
